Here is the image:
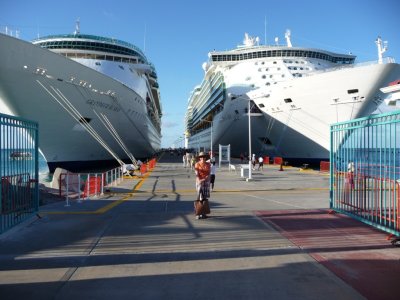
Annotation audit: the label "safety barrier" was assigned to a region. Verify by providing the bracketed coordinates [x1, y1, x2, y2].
[0, 113, 39, 234]
[59, 167, 123, 202]
[273, 157, 283, 165]
[58, 158, 157, 204]
[320, 161, 330, 173]
[330, 110, 400, 236]
[140, 158, 157, 175]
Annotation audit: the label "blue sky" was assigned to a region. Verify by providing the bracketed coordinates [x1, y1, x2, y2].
[1, 0, 400, 148]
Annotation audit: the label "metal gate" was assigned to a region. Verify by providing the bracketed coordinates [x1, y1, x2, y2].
[0, 113, 39, 234]
[330, 110, 400, 236]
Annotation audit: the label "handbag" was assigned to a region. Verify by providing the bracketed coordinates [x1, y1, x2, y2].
[194, 200, 211, 215]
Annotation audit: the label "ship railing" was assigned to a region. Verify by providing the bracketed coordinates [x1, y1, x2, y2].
[303, 57, 396, 77]
[58, 166, 123, 204]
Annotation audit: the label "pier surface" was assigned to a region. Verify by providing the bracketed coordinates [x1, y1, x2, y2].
[0, 154, 398, 300]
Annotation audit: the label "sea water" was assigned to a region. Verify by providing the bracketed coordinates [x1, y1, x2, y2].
[1, 149, 50, 182]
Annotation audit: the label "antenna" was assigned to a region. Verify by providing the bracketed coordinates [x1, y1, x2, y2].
[285, 29, 292, 47]
[375, 36, 388, 64]
[144, 23, 147, 52]
[264, 16, 267, 45]
[74, 18, 80, 35]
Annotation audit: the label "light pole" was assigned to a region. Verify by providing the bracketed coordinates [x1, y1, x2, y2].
[247, 99, 252, 181]
[228, 93, 253, 180]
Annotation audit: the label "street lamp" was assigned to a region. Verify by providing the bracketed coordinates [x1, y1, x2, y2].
[228, 93, 253, 181]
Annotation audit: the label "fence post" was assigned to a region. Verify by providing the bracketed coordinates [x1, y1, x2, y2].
[101, 173, 104, 195]
[86, 174, 90, 200]
[65, 173, 70, 207]
[77, 173, 82, 203]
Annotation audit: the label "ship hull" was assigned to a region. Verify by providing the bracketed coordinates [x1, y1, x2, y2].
[250, 62, 400, 164]
[0, 34, 161, 172]
[187, 99, 272, 157]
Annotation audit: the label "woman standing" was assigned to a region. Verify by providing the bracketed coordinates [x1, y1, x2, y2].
[194, 152, 211, 219]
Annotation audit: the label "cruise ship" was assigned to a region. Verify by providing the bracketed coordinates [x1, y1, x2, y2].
[244, 31, 400, 164]
[185, 34, 274, 157]
[0, 24, 162, 172]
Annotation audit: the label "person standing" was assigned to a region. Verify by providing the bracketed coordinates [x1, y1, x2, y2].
[182, 153, 187, 168]
[194, 152, 211, 219]
[252, 154, 256, 170]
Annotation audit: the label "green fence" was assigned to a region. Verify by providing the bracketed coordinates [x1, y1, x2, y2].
[330, 110, 400, 237]
[1, 113, 39, 234]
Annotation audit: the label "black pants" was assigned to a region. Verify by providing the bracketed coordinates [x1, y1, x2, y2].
[210, 174, 215, 188]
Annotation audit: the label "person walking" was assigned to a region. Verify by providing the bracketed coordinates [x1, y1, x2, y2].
[194, 152, 211, 219]
[258, 156, 264, 171]
[251, 154, 256, 170]
[210, 160, 216, 191]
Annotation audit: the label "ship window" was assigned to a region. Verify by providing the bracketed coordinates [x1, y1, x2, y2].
[265, 82, 270, 86]
[262, 75, 266, 79]
[259, 103, 265, 108]
[119, 65, 125, 70]
[273, 61, 277, 64]
[284, 98, 293, 103]
[347, 89, 359, 94]
[95, 62, 101, 66]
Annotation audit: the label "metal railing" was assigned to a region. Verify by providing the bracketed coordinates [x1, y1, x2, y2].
[59, 167, 123, 204]
[330, 110, 400, 236]
[1, 113, 39, 234]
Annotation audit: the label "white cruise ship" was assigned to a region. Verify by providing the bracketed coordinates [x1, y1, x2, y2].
[185, 34, 274, 157]
[244, 31, 400, 164]
[0, 25, 162, 172]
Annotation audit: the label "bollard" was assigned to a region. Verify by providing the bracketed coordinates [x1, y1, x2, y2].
[279, 163, 284, 171]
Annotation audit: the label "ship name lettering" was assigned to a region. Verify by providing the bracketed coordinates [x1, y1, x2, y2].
[86, 99, 120, 112]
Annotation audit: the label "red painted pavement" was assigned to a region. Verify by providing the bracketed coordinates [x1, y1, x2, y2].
[256, 209, 400, 300]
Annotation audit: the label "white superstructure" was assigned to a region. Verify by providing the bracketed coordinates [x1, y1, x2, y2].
[185, 34, 274, 157]
[0, 30, 162, 172]
[245, 33, 400, 163]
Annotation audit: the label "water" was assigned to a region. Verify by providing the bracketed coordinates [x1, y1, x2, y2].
[335, 148, 400, 180]
[1, 149, 50, 182]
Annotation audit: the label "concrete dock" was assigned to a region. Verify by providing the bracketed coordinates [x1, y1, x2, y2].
[0, 154, 398, 299]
